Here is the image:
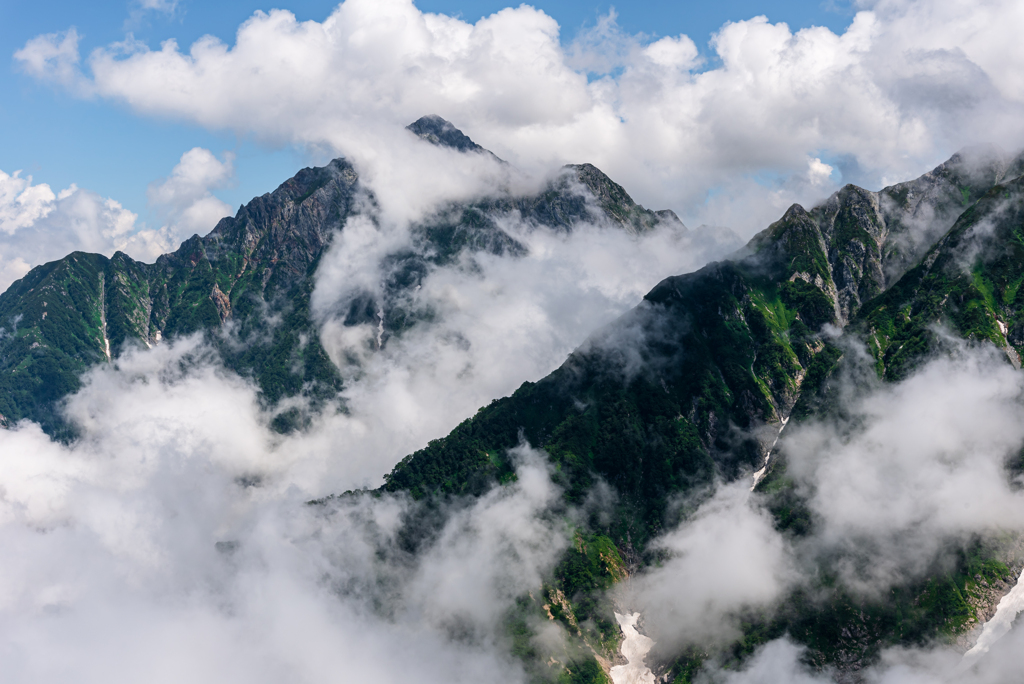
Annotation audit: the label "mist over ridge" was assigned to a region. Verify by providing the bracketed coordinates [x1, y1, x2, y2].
[4, 0, 1024, 681]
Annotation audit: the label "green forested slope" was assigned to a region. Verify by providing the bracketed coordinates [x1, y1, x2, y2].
[858, 175, 1024, 379]
[376, 148, 1024, 680]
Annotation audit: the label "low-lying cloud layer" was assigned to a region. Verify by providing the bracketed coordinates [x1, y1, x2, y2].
[780, 340, 1024, 590]
[5, 332, 1024, 681]
[0, 339, 569, 683]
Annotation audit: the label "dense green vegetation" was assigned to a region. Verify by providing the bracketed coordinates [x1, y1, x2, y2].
[0, 159, 358, 434]
[716, 535, 1018, 674]
[0, 252, 108, 437]
[858, 177, 1024, 379]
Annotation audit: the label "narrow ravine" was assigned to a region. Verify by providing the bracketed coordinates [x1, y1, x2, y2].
[609, 612, 655, 684]
[98, 273, 111, 361]
[752, 416, 788, 490]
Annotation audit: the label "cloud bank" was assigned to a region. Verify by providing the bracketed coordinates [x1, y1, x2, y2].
[0, 168, 141, 290]
[0, 339, 568, 683]
[15, 0, 1024, 236]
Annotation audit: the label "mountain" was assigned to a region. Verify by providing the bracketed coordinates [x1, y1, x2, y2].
[858, 170, 1024, 379]
[372, 146, 1024, 680]
[4, 121, 1024, 682]
[383, 147, 1024, 503]
[0, 117, 681, 436]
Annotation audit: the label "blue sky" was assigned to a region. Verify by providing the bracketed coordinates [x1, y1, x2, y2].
[1, 0, 854, 226]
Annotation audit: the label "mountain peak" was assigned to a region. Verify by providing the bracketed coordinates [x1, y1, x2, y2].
[406, 115, 486, 153]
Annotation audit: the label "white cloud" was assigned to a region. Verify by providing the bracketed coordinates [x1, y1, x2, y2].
[13, 28, 87, 93]
[0, 147, 235, 291]
[782, 342, 1024, 591]
[137, 0, 177, 13]
[15, 0, 1024, 237]
[626, 482, 796, 651]
[869, 0, 1024, 104]
[807, 157, 835, 187]
[0, 170, 57, 235]
[147, 147, 234, 241]
[0, 170, 143, 291]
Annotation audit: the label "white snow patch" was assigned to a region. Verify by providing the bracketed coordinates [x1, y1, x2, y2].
[752, 416, 789, 490]
[958, 567, 1024, 672]
[610, 612, 655, 684]
[376, 306, 385, 349]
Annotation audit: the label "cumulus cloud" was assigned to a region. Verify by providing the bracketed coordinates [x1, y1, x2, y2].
[147, 147, 235, 242]
[0, 170, 57, 235]
[0, 169, 143, 291]
[0, 147, 236, 292]
[15, 0, 1024, 236]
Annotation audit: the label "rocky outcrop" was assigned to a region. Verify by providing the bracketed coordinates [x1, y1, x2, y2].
[408, 114, 491, 155]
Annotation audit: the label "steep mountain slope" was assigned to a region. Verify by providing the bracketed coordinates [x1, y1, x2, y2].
[0, 159, 358, 435]
[383, 149, 1024, 507]
[0, 117, 681, 435]
[375, 148, 1024, 680]
[858, 173, 1024, 379]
